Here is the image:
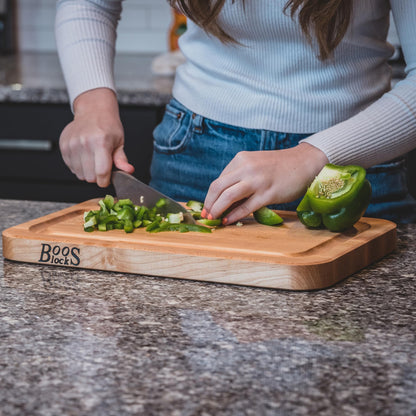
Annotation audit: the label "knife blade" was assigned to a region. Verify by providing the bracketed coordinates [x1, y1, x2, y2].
[111, 171, 196, 224]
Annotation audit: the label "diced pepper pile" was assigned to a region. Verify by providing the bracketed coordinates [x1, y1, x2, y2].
[83, 195, 214, 234]
[83, 195, 285, 234]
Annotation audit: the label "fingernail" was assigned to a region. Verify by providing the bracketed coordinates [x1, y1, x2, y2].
[208, 213, 213, 220]
[222, 217, 228, 225]
[201, 208, 206, 218]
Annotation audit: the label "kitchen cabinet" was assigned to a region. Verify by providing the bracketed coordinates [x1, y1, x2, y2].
[407, 149, 416, 198]
[1, 101, 415, 203]
[0, 102, 164, 202]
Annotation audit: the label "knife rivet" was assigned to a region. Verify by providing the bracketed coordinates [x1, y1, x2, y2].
[192, 113, 196, 119]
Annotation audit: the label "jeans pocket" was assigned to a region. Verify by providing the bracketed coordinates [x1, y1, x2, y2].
[366, 157, 408, 202]
[152, 101, 192, 154]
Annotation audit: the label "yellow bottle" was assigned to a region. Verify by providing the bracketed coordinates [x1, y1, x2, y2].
[169, 9, 187, 51]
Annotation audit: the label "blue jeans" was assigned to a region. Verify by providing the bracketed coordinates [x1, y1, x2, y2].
[150, 98, 416, 223]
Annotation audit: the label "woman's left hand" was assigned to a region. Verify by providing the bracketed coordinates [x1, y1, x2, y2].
[202, 143, 328, 224]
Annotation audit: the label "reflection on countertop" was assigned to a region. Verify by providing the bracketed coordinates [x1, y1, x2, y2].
[0, 52, 173, 106]
[0, 198, 415, 416]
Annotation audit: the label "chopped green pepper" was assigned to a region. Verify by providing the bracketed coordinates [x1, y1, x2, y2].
[145, 216, 164, 232]
[84, 195, 289, 234]
[102, 194, 115, 211]
[149, 223, 212, 233]
[83, 195, 213, 234]
[123, 219, 134, 233]
[253, 206, 284, 226]
[197, 218, 222, 227]
[167, 212, 184, 224]
[186, 200, 204, 213]
[155, 198, 168, 209]
[116, 205, 134, 222]
[296, 164, 372, 232]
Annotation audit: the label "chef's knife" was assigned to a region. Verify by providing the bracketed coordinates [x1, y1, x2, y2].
[111, 171, 196, 224]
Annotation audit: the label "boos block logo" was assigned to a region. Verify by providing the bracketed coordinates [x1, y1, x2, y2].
[38, 243, 80, 266]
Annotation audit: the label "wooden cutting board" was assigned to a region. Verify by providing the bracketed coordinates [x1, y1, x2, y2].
[2, 198, 397, 290]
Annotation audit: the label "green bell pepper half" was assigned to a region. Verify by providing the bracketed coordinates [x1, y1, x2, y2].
[296, 164, 372, 232]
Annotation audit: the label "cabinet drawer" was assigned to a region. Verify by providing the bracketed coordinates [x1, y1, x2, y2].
[0, 103, 73, 181]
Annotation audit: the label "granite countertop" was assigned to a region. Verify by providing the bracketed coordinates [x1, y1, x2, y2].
[0, 198, 415, 416]
[0, 52, 173, 106]
[0, 52, 407, 108]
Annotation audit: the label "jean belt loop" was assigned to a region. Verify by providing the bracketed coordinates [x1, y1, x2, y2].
[191, 112, 204, 134]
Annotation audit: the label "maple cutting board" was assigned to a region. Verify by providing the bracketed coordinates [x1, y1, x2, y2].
[2, 198, 397, 290]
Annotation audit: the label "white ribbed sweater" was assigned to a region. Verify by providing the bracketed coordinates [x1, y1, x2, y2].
[55, 0, 416, 168]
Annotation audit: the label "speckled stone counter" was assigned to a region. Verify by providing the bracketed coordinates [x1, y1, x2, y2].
[0, 52, 172, 106]
[0, 52, 406, 107]
[1, 199, 415, 416]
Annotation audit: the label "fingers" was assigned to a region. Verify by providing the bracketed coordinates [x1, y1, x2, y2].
[91, 146, 135, 188]
[61, 132, 112, 186]
[204, 182, 265, 224]
[59, 129, 86, 181]
[203, 151, 267, 222]
[93, 145, 135, 188]
[95, 145, 115, 188]
[203, 172, 240, 216]
[113, 146, 135, 175]
[80, 147, 96, 182]
[202, 150, 283, 224]
[203, 173, 268, 224]
[221, 195, 263, 225]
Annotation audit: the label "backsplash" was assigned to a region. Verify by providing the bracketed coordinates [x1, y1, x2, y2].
[16, 1, 400, 55]
[17, 0, 172, 53]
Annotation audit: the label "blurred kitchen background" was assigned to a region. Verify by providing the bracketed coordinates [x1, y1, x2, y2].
[5, 0, 403, 59]
[13, 0, 171, 54]
[0, 0, 414, 203]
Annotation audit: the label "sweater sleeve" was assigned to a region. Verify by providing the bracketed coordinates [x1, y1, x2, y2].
[300, 1, 416, 169]
[55, 0, 123, 108]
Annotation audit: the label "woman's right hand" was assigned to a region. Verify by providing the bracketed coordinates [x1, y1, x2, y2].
[59, 88, 135, 188]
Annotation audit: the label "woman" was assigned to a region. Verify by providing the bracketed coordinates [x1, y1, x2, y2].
[55, 0, 416, 224]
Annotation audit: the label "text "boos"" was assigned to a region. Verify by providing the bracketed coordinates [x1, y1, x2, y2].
[38, 243, 80, 266]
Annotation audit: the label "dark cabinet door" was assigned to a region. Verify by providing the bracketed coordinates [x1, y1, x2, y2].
[407, 149, 416, 199]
